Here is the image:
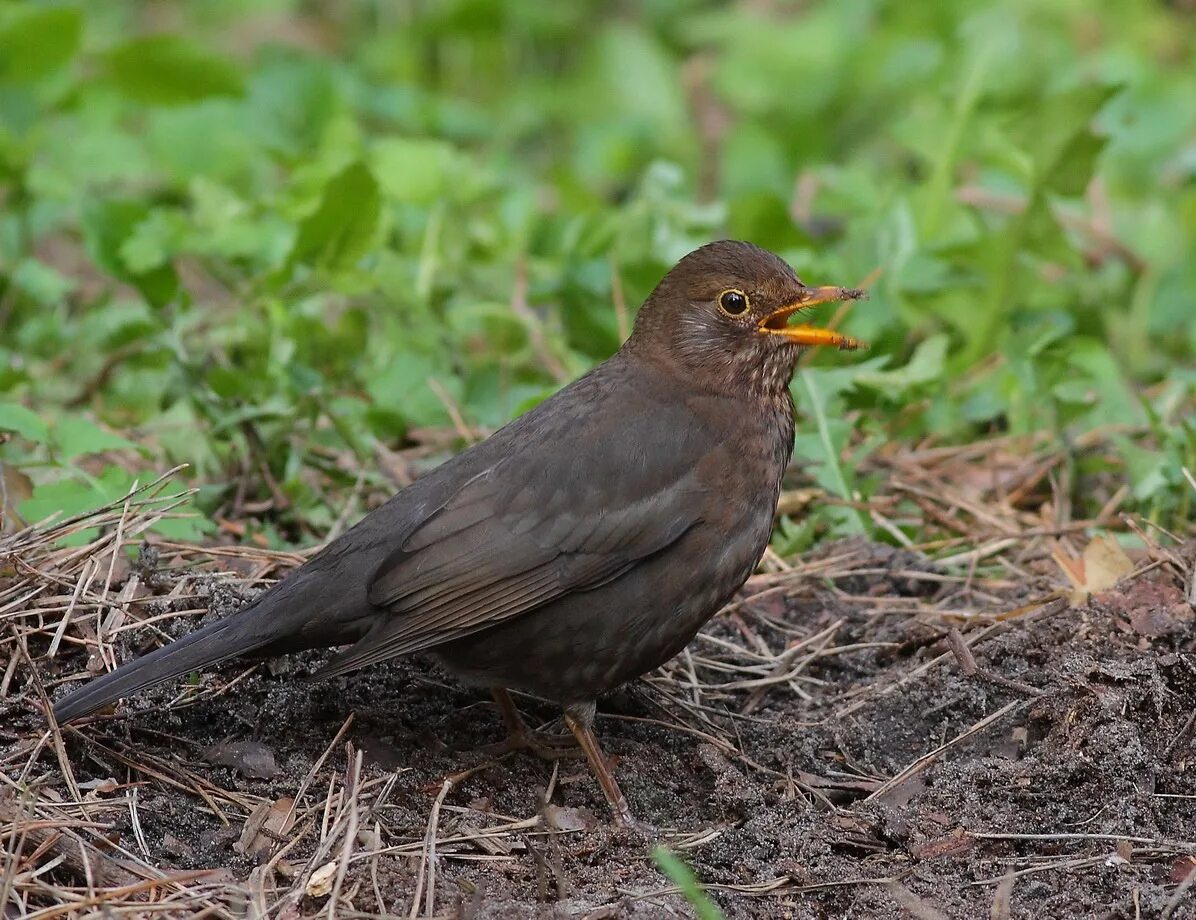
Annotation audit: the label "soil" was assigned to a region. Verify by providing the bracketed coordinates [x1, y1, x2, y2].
[5, 538, 1196, 919]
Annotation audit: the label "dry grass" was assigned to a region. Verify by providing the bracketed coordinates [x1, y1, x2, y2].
[2, 432, 1194, 917]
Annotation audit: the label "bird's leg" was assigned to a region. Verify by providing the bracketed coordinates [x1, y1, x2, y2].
[563, 702, 646, 831]
[492, 685, 531, 738]
[486, 687, 582, 760]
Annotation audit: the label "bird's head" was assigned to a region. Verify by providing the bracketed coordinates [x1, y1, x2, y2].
[628, 240, 867, 396]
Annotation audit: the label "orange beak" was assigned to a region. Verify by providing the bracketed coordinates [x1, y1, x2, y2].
[757, 285, 867, 351]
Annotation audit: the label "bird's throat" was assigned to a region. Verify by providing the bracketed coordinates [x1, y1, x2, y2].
[746, 343, 803, 399]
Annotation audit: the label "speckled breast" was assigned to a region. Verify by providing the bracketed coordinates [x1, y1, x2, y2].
[435, 397, 793, 705]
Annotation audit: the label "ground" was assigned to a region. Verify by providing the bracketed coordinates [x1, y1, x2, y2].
[3, 471, 1196, 919]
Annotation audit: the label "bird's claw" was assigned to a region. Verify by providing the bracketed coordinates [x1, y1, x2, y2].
[483, 729, 585, 761]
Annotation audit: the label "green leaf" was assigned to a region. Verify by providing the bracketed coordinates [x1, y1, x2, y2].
[11, 258, 76, 307]
[53, 417, 139, 460]
[150, 509, 216, 542]
[19, 478, 110, 524]
[0, 6, 82, 83]
[81, 199, 179, 307]
[245, 50, 340, 157]
[288, 162, 381, 271]
[106, 35, 243, 106]
[1064, 340, 1144, 428]
[1011, 84, 1118, 195]
[0, 402, 48, 442]
[370, 138, 459, 204]
[82, 200, 140, 276]
[1114, 435, 1170, 501]
[366, 351, 460, 429]
[854, 334, 948, 393]
[795, 369, 867, 534]
[445, 301, 530, 354]
[18, 466, 136, 544]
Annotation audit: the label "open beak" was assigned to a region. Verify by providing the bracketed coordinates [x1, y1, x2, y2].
[757, 285, 868, 351]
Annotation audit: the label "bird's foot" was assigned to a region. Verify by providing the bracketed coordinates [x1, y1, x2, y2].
[492, 691, 659, 832]
[482, 728, 584, 761]
[610, 805, 659, 838]
[486, 687, 583, 760]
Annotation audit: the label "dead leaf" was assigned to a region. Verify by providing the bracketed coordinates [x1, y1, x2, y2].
[542, 804, 598, 833]
[162, 833, 194, 859]
[990, 873, 1015, 920]
[457, 823, 520, 855]
[1099, 580, 1193, 638]
[1129, 603, 1194, 637]
[776, 487, 821, 517]
[78, 777, 120, 795]
[1053, 534, 1135, 605]
[885, 880, 948, 920]
[306, 861, 337, 898]
[235, 797, 295, 857]
[873, 770, 926, 808]
[911, 827, 973, 860]
[204, 740, 278, 780]
[1170, 855, 1196, 884]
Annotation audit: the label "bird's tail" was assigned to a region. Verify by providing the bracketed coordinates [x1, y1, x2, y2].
[52, 612, 273, 723]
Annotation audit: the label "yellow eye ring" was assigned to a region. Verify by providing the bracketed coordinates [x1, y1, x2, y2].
[718, 289, 750, 316]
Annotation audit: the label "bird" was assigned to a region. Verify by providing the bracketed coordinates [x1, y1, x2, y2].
[53, 240, 865, 828]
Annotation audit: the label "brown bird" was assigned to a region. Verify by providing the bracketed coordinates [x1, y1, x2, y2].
[53, 240, 865, 827]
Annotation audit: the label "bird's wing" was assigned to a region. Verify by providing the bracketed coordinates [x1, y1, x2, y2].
[314, 395, 712, 678]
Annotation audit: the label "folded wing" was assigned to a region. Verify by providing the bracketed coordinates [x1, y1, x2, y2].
[315, 401, 710, 678]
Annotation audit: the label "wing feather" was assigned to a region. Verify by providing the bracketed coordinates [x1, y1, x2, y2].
[314, 387, 715, 680]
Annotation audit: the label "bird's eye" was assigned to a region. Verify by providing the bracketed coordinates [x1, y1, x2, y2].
[718, 289, 750, 316]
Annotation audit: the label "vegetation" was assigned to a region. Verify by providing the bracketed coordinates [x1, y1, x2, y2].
[1, 0, 1193, 548]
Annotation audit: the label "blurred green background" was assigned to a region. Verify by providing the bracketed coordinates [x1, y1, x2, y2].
[0, 0, 1193, 547]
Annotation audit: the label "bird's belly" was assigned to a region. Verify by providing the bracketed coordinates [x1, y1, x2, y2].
[434, 510, 772, 704]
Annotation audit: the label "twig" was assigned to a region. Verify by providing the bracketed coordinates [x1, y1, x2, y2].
[409, 774, 455, 918]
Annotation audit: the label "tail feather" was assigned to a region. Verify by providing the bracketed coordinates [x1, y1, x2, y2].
[52, 614, 273, 723]
[51, 496, 409, 724]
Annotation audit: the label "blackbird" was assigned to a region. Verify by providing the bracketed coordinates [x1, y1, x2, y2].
[53, 240, 865, 826]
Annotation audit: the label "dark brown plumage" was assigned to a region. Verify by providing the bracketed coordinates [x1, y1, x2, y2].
[53, 240, 865, 826]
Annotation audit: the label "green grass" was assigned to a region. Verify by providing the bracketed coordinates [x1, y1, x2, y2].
[652, 845, 726, 919]
[0, 0, 1193, 547]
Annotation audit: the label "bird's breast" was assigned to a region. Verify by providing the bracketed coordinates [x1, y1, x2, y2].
[433, 385, 798, 703]
[643, 392, 795, 630]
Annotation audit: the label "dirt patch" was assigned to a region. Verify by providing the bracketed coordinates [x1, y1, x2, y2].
[3, 492, 1196, 918]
